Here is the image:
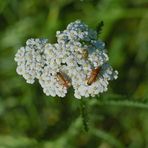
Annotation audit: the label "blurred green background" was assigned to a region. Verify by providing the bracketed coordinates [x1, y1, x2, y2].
[0, 0, 148, 147]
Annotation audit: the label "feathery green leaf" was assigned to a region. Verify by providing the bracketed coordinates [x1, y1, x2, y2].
[96, 21, 104, 38]
[91, 94, 148, 109]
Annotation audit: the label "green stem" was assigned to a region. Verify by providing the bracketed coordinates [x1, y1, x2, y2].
[80, 99, 89, 132]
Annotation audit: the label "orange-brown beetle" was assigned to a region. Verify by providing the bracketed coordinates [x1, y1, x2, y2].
[87, 67, 100, 85]
[57, 72, 71, 88]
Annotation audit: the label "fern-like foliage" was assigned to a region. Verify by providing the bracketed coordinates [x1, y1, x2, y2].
[91, 94, 148, 109]
[79, 93, 148, 133]
[96, 21, 104, 38]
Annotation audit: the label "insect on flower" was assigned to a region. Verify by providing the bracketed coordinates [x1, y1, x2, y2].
[81, 49, 88, 59]
[57, 72, 71, 88]
[87, 67, 100, 85]
[14, 20, 118, 98]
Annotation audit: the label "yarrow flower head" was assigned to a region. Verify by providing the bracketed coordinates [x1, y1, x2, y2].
[15, 20, 118, 99]
[14, 38, 48, 84]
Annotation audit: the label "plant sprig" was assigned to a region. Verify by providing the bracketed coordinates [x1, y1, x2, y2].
[90, 94, 148, 109]
[96, 21, 104, 38]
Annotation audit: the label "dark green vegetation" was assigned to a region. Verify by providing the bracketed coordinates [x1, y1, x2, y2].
[0, 0, 148, 147]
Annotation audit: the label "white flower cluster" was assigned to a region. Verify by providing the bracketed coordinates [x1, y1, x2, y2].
[15, 38, 48, 84]
[15, 20, 118, 99]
